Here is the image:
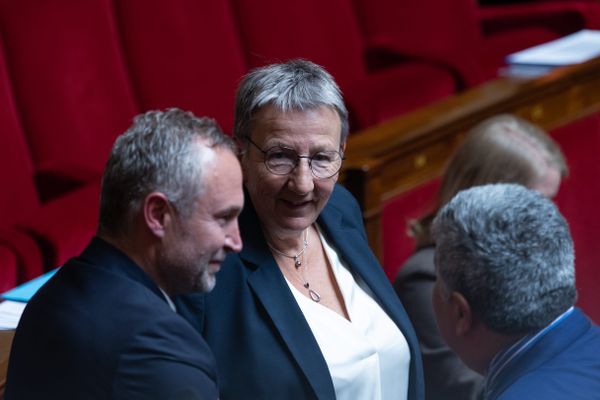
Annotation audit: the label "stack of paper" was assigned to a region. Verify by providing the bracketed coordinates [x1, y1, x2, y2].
[0, 268, 58, 329]
[0, 301, 26, 330]
[503, 29, 600, 78]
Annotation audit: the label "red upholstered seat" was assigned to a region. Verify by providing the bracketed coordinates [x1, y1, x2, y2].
[478, 0, 600, 77]
[0, 34, 44, 282]
[0, 244, 18, 292]
[231, 0, 458, 130]
[381, 179, 440, 282]
[0, 19, 99, 277]
[353, 0, 599, 85]
[0, 0, 138, 194]
[344, 65, 456, 130]
[113, 0, 247, 134]
[480, 27, 559, 77]
[351, 0, 487, 88]
[0, 47, 38, 225]
[479, 1, 600, 34]
[19, 183, 100, 270]
[551, 114, 600, 324]
[0, 228, 43, 285]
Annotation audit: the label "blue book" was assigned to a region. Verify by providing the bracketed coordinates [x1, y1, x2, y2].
[2, 269, 59, 302]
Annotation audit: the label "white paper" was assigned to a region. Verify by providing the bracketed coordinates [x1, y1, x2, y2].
[506, 29, 600, 66]
[0, 300, 26, 330]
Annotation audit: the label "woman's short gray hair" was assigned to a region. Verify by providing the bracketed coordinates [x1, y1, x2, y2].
[432, 183, 576, 334]
[233, 59, 349, 144]
[99, 108, 235, 237]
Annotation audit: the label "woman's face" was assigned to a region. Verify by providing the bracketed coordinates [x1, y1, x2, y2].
[241, 104, 343, 238]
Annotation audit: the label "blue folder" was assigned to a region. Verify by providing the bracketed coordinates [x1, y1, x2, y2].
[2, 269, 58, 302]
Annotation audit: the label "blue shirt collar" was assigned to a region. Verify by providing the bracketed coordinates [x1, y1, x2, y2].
[484, 306, 575, 396]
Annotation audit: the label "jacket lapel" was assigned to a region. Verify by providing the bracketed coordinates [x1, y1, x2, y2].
[239, 201, 336, 399]
[238, 185, 421, 400]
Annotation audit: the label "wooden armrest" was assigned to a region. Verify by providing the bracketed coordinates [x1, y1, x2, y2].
[0, 329, 15, 400]
[340, 56, 600, 259]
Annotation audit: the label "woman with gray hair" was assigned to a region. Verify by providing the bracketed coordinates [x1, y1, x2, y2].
[178, 59, 424, 399]
[394, 114, 567, 400]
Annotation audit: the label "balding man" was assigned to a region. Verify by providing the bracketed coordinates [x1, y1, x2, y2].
[6, 109, 244, 399]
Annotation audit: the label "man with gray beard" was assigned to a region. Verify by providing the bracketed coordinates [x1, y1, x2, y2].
[6, 109, 244, 399]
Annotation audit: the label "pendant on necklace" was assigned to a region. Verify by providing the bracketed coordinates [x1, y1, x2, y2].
[303, 283, 321, 302]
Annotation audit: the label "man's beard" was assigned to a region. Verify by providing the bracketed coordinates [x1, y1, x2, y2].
[194, 266, 216, 293]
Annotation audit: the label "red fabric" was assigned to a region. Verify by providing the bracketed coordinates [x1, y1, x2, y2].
[346, 65, 456, 129]
[353, 0, 599, 84]
[232, 0, 366, 89]
[0, 0, 138, 185]
[381, 179, 441, 282]
[0, 34, 39, 224]
[0, 244, 17, 292]
[0, 227, 44, 284]
[478, 1, 593, 77]
[0, 34, 99, 273]
[0, 34, 45, 283]
[352, 0, 487, 87]
[113, 0, 247, 134]
[551, 114, 600, 324]
[481, 26, 560, 78]
[231, 0, 457, 130]
[479, 1, 592, 35]
[19, 183, 101, 269]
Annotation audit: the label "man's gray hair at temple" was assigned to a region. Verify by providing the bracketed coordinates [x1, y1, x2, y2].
[431, 183, 576, 334]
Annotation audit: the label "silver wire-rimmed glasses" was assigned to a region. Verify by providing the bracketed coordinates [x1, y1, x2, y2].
[245, 136, 345, 179]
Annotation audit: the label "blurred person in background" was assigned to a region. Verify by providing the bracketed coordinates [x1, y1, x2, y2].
[394, 114, 567, 400]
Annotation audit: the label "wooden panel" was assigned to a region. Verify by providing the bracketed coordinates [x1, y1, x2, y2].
[340, 56, 600, 261]
[0, 329, 14, 400]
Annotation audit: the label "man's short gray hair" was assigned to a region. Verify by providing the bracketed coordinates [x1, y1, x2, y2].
[432, 183, 576, 334]
[233, 59, 349, 144]
[99, 108, 235, 237]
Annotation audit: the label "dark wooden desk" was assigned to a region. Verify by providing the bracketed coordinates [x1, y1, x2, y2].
[0, 329, 14, 400]
[340, 57, 600, 260]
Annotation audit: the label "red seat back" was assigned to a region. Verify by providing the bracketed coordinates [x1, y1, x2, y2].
[230, 0, 459, 131]
[0, 244, 17, 292]
[351, 0, 486, 87]
[113, 0, 247, 133]
[0, 0, 138, 184]
[231, 0, 367, 91]
[0, 34, 39, 224]
[478, 1, 595, 76]
[551, 114, 600, 323]
[381, 179, 440, 282]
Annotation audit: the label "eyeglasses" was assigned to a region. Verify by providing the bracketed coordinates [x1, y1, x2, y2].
[245, 136, 344, 179]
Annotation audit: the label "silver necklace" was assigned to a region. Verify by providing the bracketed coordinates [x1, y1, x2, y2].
[267, 229, 321, 303]
[267, 229, 308, 268]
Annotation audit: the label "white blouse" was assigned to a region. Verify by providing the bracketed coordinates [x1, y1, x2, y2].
[285, 228, 410, 400]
